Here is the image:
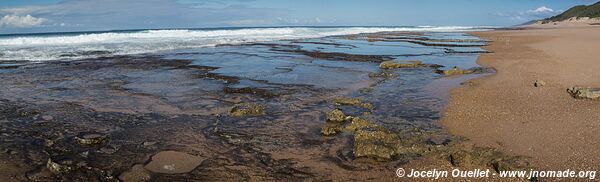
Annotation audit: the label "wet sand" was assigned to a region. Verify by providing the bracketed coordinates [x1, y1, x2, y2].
[443, 26, 600, 170]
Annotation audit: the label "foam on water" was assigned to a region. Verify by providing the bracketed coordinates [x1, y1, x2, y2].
[0, 26, 491, 61]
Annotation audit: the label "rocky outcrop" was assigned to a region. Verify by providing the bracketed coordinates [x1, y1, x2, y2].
[346, 118, 402, 160]
[567, 87, 600, 99]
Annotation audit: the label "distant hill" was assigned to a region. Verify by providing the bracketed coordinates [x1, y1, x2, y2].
[543, 1, 600, 22]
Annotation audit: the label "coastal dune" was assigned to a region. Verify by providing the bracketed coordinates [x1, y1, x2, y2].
[443, 26, 600, 170]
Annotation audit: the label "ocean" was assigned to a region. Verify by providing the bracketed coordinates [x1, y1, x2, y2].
[0, 26, 491, 62]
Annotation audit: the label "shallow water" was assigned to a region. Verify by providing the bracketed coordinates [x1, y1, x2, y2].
[0, 30, 491, 181]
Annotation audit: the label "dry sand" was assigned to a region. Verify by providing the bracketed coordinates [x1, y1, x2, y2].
[443, 25, 600, 170]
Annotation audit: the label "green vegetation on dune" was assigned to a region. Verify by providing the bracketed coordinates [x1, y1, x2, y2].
[545, 1, 600, 22]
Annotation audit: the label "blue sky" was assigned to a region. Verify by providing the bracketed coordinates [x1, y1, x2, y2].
[0, 0, 596, 34]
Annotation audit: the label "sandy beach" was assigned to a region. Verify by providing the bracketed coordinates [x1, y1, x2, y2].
[443, 25, 600, 170]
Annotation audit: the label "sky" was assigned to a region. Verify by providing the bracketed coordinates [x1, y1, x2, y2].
[0, 0, 597, 34]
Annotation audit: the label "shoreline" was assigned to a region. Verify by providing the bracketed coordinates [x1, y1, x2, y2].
[443, 26, 600, 170]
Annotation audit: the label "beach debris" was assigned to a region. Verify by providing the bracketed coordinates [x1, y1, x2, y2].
[533, 80, 546, 87]
[567, 87, 600, 99]
[229, 103, 266, 117]
[119, 164, 152, 182]
[74, 132, 110, 146]
[144, 151, 205, 174]
[332, 97, 374, 110]
[434, 66, 495, 76]
[379, 60, 442, 69]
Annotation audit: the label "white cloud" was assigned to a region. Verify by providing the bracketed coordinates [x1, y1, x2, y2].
[527, 6, 554, 14]
[496, 5, 562, 22]
[0, 14, 47, 28]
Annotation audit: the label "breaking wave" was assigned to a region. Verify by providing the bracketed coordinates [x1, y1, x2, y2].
[0, 26, 491, 61]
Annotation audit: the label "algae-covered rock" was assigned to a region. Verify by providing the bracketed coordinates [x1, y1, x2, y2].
[326, 109, 348, 123]
[344, 117, 380, 132]
[353, 128, 402, 160]
[321, 123, 343, 136]
[435, 66, 495, 76]
[447, 147, 530, 173]
[332, 97, 374, 110]
[379, 60, 422, 69]
[47, 158, 75, 175]
[567, 87, 600, 99]
[230, 103, 266, 117]
[435, 66, 466, 75]
[368, 71, 397, 78]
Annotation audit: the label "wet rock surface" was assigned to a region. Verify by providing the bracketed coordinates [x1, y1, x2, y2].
[0, 32, 523, 181]
[144, 151, 205, 174]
